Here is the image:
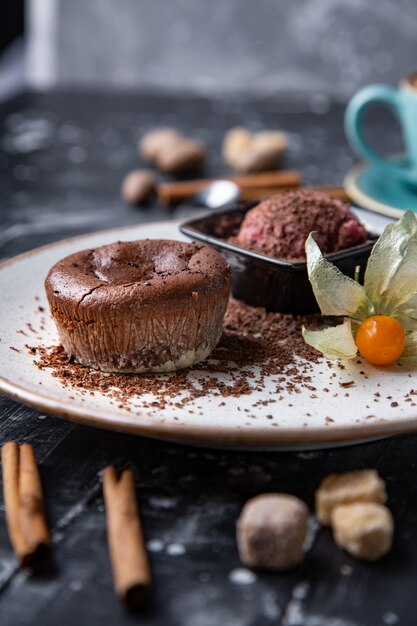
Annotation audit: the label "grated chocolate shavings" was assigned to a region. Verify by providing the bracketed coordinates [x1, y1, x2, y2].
[339, 380, 355, 388]
[28, 299, 322, 411]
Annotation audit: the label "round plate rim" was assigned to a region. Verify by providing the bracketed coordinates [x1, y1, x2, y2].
[1, 219, 417, 449]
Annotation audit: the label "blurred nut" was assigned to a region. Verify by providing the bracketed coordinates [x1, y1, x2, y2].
[236, 146, 283, 174]
[140, 128, 181, 160]
[315, 469, 386, 526]
[121, 169, 157, 205]
[222, 128, 253, 169]
[252, 131, 288, 155]
[222, 127, 288, 173]
[331, 502, 393, 561]
[155, 138, 206, 174]
[140, 127, 206, 174]
[236, 493, 309, 570]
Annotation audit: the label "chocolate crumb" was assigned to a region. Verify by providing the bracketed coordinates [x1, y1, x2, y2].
[28, 299, 322, 410]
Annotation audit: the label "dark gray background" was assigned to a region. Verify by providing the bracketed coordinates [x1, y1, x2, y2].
[24, 0, 417, 97]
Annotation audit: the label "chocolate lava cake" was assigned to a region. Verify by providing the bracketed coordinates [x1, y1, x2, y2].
[45, 240, 231, 373]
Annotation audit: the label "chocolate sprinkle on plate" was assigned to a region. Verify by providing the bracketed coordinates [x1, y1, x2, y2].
[28, 299, 321, 411]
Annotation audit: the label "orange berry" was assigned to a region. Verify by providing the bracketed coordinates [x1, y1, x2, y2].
[356, 316, 405, 366]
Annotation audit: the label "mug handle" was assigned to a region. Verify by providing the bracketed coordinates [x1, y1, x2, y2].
[345, 84, 407, 182]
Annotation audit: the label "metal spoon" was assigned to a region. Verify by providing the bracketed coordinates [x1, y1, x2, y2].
[173, 180, 240, 220]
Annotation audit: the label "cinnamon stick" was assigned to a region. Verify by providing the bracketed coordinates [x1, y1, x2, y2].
[103, 466, 151, 611]
[237, 186, 299, 202]
[158, 170, 302, 205]
[1, 442, 52, 571]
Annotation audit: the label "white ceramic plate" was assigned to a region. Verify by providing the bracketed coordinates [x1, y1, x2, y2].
[2, 212, 417, 451]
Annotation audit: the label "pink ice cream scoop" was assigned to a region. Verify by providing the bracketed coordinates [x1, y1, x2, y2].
[235, 190, 368, 261]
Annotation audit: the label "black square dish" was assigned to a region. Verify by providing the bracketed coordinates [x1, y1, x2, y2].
[179, 203, 377, 314]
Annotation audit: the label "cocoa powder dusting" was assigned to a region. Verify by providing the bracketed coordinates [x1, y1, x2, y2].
[29, 299, 321, 411]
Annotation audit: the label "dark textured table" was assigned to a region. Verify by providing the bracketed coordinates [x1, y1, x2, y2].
[0, 90, 413, 626]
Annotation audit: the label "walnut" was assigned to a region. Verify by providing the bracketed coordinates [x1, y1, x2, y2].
[315, 469, 386, 526]
[331, 502, 393, 561]
[121, 169, 156, 205]
[236, 493, 308, 570]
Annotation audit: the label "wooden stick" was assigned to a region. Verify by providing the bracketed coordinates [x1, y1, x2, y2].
[158, 170, 302, 205]
[1, 442, 52, 571]
[103, 466, 151, 611]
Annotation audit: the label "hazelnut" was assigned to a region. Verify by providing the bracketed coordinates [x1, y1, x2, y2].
[315, 469, 386, 526]
[331, 502, 393, 561]
[121, 169, 156, 205]
[236, 493, 308, 570]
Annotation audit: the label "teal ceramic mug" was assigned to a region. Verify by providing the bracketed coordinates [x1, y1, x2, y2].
[345, 74, 417, 186]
